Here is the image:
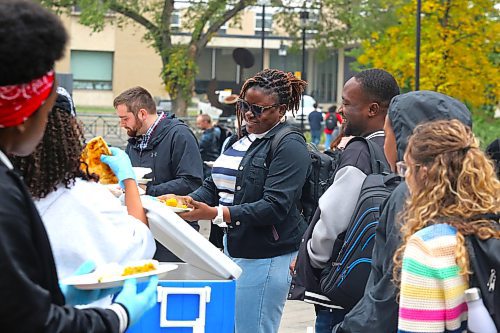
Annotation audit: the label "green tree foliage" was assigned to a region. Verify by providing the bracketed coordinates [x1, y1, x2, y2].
[357, 0, 499, 109]
[40, 0, 254, 116]
[275, 0, 399, 59]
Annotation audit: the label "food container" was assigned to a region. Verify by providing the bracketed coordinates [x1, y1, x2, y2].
[127, 196, 241, 333]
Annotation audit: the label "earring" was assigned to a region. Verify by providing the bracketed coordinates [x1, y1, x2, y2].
[280, 114, 286, 123]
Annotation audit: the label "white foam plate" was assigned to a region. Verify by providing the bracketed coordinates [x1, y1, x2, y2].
[167, 206, 192, 213]
[61, 263, 178, 290]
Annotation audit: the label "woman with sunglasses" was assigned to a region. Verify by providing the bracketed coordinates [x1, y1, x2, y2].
[393, 119, 500, 333]
[164, 69, 310, 333]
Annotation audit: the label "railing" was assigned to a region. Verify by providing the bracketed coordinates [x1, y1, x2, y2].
[77, 114, 238, 149]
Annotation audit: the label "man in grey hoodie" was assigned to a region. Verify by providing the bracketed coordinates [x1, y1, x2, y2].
[334, 90, 473, 333]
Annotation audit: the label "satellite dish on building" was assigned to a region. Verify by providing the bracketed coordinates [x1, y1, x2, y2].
[232, 48, 255, 68]
[233, 48, 255, 84]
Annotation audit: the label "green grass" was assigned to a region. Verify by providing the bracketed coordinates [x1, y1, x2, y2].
[76, 106, 115, 114]
[472, 113, 500, 149]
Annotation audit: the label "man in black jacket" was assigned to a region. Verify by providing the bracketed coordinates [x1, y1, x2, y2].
[291, 69, 400, 333]
[334, 91, 473, 333]
[114, 86, 203, 261]
[0, 1, 156, 332]
[196, 113, 221, 179]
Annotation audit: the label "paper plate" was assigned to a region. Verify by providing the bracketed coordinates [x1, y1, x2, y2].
[167, 206, 192, 213]
[61, 263, 178, 290]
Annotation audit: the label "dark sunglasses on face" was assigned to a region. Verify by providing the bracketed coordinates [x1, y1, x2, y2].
[236, 99, 281, 117]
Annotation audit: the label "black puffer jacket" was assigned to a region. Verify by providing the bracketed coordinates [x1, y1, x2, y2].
[335, 90, 472, 333]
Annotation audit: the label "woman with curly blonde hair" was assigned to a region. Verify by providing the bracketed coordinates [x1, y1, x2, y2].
[393, 119, 500, 333]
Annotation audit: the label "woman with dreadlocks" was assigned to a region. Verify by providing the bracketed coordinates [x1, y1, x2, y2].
[393, 120, 500, 332]
[163, 69, 310, 332]
[11, 88, 156, 306]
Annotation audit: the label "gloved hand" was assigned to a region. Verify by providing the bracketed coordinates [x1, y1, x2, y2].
[100, 147, 136, 188]
[60, 261, 120, 306]
[114, 276, 159, 327]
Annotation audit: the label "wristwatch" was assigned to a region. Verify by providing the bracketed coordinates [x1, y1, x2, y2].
[212, 205, 225, 226]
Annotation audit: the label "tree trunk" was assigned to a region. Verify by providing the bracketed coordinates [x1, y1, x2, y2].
[173, 93, 188, 117]
[170, 44, 198, 118]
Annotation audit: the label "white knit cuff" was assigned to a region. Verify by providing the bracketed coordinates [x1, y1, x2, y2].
[107, 303, 129, 333]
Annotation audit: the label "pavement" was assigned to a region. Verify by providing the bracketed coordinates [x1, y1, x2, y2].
[198, 220, 316, 332]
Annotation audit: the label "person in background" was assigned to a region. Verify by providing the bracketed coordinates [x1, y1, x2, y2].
[393, 119, 499, 332]
[11, 88, 156, 304]
[308, 102, 323, 146]
[196, 113, 221, 179]
[324, 105, 343, 149]
[165, 69, 310, 333]
[0, 1, 157, 331]
[333, 90, 473, 333]
[114, 86, 203, 261]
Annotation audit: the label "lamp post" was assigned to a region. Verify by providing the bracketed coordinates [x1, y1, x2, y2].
[299, 9, 309, 132]
[415, 0, 421, 90]
[258, 0, 271, 70]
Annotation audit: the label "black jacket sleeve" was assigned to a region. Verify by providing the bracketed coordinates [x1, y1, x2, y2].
[0, 167, 120, 333]
[146, 125, 204, 196]
[334, 182, 408, 333]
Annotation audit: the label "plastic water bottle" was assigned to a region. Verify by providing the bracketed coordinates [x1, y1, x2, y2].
[464, 287, 496, 333]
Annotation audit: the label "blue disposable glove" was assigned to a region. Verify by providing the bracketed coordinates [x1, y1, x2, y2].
[100, 147, 136, 188]
[60, 261, 120, 306]
[114, 276, 159, 327]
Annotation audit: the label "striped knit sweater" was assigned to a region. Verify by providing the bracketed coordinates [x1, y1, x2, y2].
[398, 223, 468, 333]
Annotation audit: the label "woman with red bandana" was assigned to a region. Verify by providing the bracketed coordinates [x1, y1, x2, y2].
[0, 1, 157, 332]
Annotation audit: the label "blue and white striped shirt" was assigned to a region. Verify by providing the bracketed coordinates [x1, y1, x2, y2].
[211, 128, 271, 206]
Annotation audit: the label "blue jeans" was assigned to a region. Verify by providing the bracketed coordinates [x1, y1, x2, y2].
[311, 129, 322, 146]
[224, 236, 296, 333]
[324, 133, 332, 150]
[315, 307, 348, 333]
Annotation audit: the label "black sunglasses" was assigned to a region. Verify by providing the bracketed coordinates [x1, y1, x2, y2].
[236, 99, 281, 117]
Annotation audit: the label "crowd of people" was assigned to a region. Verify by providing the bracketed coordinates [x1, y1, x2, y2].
[0, 1, 498, 333]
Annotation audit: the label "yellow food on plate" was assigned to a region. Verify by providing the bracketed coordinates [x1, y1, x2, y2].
[122, 261, 157, 276]
[80, 136, 119, 185]
[96, 260, 158, 282]
[164, 198, 188, 209]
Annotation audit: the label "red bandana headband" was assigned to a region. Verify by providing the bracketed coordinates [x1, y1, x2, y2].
[0, 70, 55, 128]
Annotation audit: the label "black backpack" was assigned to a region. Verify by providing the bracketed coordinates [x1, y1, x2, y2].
[214, 124, 232, 153]
[465, 216, 500, 330]
[318, 137, 400, 310]
[325, 112, 338, 131]
[270, 127, 342, 224]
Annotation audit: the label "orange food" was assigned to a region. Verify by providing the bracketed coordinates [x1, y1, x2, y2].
[164, 198, 188, 209]
[122, 262, 156, 276]
[81, 136, 119, 184]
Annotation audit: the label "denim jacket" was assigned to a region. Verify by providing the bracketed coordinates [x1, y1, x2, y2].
[190, 123, 310, 259]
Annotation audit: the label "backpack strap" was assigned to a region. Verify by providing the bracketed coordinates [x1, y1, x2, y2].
[269, 126, 304, 158]
[346, 136, 390, 174]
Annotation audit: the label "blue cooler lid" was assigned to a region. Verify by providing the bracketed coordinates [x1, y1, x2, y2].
[141, 196, 242, 279]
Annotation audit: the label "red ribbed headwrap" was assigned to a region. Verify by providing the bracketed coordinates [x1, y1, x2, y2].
[0, 70, 55, 128]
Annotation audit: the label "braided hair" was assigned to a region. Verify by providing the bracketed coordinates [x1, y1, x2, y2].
[11, 107, 98, 199]
[237, 69, 307, 137]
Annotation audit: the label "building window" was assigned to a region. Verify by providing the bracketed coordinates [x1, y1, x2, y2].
[71, 51, 113, 90]
[255, 12, 273, 35]
[171, 11, 180, 30]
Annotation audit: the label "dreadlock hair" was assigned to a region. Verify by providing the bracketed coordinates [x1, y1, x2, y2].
[393, 119, 500, 287]
[11, 106, 98, 199]
[237, 69, 307, 137]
